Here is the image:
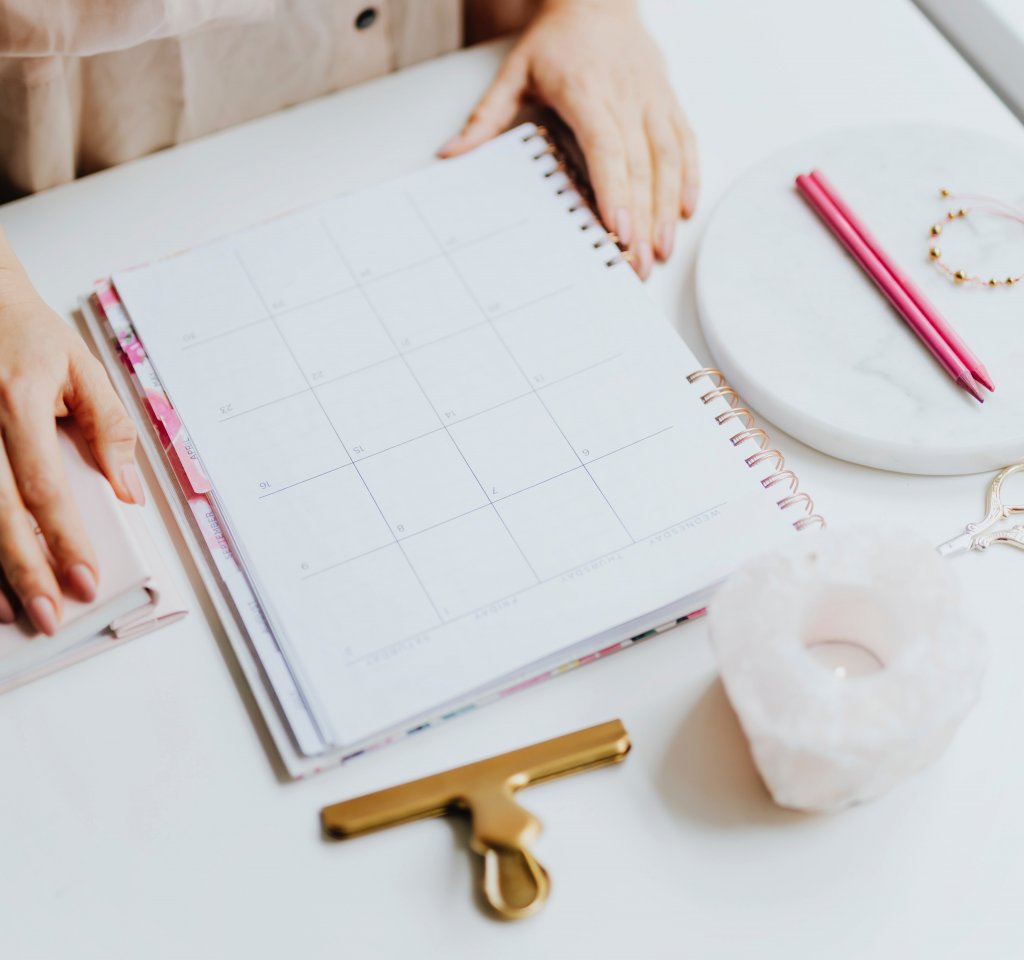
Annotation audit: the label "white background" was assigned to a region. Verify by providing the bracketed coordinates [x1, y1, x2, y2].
[1, 1, 1022, 957]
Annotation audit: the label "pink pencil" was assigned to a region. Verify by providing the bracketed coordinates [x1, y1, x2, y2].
[795, 173, 984, 404]
[808, 169, 994, 393]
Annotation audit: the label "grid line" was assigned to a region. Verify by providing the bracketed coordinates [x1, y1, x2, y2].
[344, 499, 729, 667]
[297, 426, 674, 582]
[209, 196, 681, 658]
[233, 249, 444, 626]
[403, 191, 637, 546]
[320, 219, 543, 594]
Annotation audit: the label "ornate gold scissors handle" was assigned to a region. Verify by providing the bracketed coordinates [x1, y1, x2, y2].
[971, 524, 1024, 553]
[939, 462, 1024, 557]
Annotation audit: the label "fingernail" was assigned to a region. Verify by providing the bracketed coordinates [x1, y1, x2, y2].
[657, 222, 675, 261]
[28, 596, 58, 636]
[614, 208, 633, 248]
[438, 127, 471, 157]
[121, 464, 146, 506]
[0, 593, 14, 624]
[681, 183, 699, 218]
[637, 240, 654, 280]
[67, 563, 98, 603]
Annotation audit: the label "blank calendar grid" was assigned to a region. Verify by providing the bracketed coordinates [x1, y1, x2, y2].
[192, 193, 688, 642]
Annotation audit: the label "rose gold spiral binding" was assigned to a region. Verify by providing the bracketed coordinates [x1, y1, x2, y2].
[762, 469, 799, 494]
[700, 385, 741, 408]
[687, 368, 826, 531]
[746, 448, 786, 471]
[715, 408, 755, 429]
[794, 515, 826, 531]
[687, 368, 727, 388]
[730, 428, 769, 450]
[524, 123, 626, 268]
[779, 493, 825, 531]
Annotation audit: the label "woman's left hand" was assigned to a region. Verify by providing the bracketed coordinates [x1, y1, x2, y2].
[440, 0, 698, 280]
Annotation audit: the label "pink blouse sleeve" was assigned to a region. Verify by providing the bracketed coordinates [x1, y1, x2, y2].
[0, 0, 276, 56]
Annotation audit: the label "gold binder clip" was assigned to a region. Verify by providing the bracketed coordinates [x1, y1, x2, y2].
[320, 720, 631, 920]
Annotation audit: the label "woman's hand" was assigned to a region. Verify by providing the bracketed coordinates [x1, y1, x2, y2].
[440, 0, 698, 280]
[0, 234, 142, 634]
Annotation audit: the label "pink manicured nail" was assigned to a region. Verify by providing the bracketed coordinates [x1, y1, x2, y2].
[28, 596, 58, 636]
[439, 127, 473, 157]
[614, 208, 633, 248]
[681, 183, 699, 218]
[121, 464, 146, 506]
[657, 223, 675, 261]
[0, 592, 14, 624]
[437, 136, 459, 157]
[67, 563, 97, 603]
[637, 241, 654, 280]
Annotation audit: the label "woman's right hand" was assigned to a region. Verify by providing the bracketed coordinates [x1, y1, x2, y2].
[0, 233, 143, 634]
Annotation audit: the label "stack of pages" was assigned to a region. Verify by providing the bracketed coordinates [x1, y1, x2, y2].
[85, 124, 821, 776]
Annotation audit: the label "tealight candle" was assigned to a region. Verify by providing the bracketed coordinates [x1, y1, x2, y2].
[709, 528, 986, 812]
[800, 584, 890, 678]
[805, 640, 883, 678]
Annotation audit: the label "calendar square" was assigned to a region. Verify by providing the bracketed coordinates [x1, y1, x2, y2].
[404, 324, 529, 423]
[407, 149, 534, 249]
[114, 240, 266, 346]
[283, 544, 440, 674]
[277, 289, 396, 384]
[205, 392, 349, 500]
[402, 508, 537, 620]
[538, 352, 670, 461]
[316, 357, 441, 458]
[448, 394, 579, 500]
[363, 257, 482, 351]
[247, 465, 394, 580]
[450, 220, 583, 318]
[586, 428, 726, 540]
[495, 469, 631, 579]
[355, 430, 489, 538]
[186, 321, 308, 422]
[235, 214, 354, 313]
[322, 187, 441, 281]
[492, 283, 627, 387]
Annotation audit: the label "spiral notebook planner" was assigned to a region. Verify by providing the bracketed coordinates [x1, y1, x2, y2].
[89, 123, 823, 777]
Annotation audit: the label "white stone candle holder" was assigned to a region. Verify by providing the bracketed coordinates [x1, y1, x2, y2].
[709, 528, 986, 813]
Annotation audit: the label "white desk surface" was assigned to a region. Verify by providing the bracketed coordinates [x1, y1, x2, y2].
[916, 0, 1024, 120]
[2, 2, 1022, 957]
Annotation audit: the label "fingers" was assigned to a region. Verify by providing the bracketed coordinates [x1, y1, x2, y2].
[0, 583, 14, 624]
[557, 80, 667, 281]
[0, 445, 63, 636]
[571, 104, 633, 248]
[675, 107, 700, 219]
[549, 85, 636, 263]
[647, 112, 683, 263]
[624, 117, 655, 280]
[439, 54, 529, 158]
[67, 350, 143, 506]
[2, 397, 99, 611]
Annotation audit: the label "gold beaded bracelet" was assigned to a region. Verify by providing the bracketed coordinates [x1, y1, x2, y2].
[928, 188, 1023, 288]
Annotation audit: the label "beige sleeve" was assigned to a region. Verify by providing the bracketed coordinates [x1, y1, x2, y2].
[0, 0, 276, 56]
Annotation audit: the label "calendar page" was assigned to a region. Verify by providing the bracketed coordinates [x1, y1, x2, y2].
[113, 125, 796, 752]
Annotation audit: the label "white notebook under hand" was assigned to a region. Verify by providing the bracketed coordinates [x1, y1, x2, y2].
[96, 123, 822, 775]
[0, 426, 186, 693]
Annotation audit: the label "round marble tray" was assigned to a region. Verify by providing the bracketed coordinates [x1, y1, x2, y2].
[696, 124, 1024, 475]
